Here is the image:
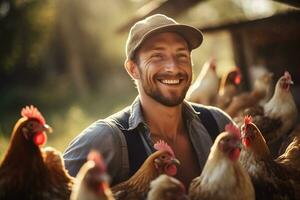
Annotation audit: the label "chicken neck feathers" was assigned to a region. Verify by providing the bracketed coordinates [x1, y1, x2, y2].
[240, 129, 300, 200]
[111, 151, 163, 199]
[189, 134, 254, 200]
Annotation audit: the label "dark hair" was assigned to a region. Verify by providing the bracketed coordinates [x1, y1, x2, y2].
[131, 48, 141, 65]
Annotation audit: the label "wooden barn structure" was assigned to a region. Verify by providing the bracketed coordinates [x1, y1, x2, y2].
[118, 0, 300, 116]
[199, 10, 300, 119]
[200, 10, 300, 90]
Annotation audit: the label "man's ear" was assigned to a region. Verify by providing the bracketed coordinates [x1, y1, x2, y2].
[124, 60, 140, 79]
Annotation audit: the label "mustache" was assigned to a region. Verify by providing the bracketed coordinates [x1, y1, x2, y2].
[155, 72, 188, 80]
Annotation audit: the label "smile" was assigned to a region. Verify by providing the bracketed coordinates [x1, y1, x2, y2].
[160, 79, 180, 85]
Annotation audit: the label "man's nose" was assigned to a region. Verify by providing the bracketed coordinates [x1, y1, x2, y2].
[164, 56, 178, 71]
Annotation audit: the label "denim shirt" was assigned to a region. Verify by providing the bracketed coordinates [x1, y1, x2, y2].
[63, 97, 233, 185]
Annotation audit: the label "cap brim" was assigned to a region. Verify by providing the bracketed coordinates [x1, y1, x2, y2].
[137, 24, 203, 51]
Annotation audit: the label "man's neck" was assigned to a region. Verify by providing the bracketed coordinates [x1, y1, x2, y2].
[139, 95, 185, 140]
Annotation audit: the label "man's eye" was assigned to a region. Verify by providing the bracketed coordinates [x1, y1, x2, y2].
[177, 54, 189, 60]
[178, 54, 187, 57]
[151, 53, 162, 58]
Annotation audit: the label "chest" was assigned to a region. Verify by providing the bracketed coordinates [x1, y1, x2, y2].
[171, 133, 201, 190]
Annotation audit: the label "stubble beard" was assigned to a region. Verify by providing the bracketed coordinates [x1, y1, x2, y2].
[140, 76, 190, 107]
[149, 88, 188, 107]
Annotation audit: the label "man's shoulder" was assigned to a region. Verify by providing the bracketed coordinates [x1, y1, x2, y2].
[188, 102, 231, 119]
[104, 105, 132, 130]
[186, 101, 233, 132]
[69, 105, 133, 144]
[106, 106, 131, 121]
[188, 102, 227, 115]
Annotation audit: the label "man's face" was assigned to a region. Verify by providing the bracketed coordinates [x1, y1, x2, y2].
[135, 32, 193, 107]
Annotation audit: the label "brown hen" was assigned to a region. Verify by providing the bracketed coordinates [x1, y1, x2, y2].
[0, 105, 73, 200]
[215, 67, 242, 110]
[240, 116, 300, 200]
[111, 140, 180, 200]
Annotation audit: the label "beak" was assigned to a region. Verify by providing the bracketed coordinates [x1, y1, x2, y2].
[236, 141, 243, 150]
[99, 173, 111, 183]
[289, 80, 294, 85]
[172, 158, 181, 166]
[43, 124, 53, 133]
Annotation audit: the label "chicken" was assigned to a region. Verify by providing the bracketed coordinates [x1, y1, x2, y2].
[42, 146, 75, 198]
[239, 116, 300, 200]
[277, 135, 300, 170]
[186, 58, 219, 105]
[276, 122, 300, 170]
[215, 67, 242, 110]
[147, 174, 188, 200]
[225, 72, 273, 118]
[188, 123, 254, 200]
[241, 71, 297, 157]
[70, 150, 114, 200]
[0, 105, 74, 200]
[256, 72, 273, 106]
[111, 140, 180, 200]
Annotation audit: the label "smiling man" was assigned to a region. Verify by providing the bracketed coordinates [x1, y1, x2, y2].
[63, 14, 233, 189]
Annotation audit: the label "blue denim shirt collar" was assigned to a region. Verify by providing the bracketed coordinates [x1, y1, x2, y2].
[127, 96, 146, 131]
[126, 96, 200, 132]
[183, 100, 202, 120]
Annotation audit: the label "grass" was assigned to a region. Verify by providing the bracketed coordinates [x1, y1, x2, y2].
[0, 78, 137, 161]
[0, 100, 134, 160]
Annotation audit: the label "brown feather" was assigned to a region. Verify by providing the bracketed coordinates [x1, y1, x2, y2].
[189, 130, 254, 200]
[0, 108, 73, 200]
[240, 120, 300, 200]
[111, 150, 176, 200]
[276, 123, 300, 170]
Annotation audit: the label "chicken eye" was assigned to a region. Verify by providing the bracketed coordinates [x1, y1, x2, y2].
[160, 155, 167, 160]
[27, 122, 35, 129]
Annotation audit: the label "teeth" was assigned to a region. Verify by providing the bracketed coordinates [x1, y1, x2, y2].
[161, 80, 180, 84]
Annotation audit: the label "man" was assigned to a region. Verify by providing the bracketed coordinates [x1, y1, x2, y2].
[63, 14, 233, 188]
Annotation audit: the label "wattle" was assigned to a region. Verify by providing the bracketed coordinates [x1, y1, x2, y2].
[165, 164, 177, 176]
[229, 148, 240, 161]
[242, 138, 251, 148]
[34, 132, 47, 146]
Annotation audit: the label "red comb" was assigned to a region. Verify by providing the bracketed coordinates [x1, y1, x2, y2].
[225, 123, 241, 139]
[154, 140, 174, 157]
[21, 105, 45, 125]
[244, 115, 252, 125]
[234, 74, 241, 85]
[284, 71, 291, 80]
[88, 150, 106, 172]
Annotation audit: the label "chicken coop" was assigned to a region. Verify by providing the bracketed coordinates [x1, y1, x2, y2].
[118, 0, 300, 122]
[199, 10, 300, 121]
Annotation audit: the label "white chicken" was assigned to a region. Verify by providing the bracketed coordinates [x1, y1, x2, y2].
[186, 58, 219, 105]
[148, 174, 188, 200]
[243, 71, 298, 157]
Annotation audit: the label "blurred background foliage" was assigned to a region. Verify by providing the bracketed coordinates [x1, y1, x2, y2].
[0, 0, 293, 158]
